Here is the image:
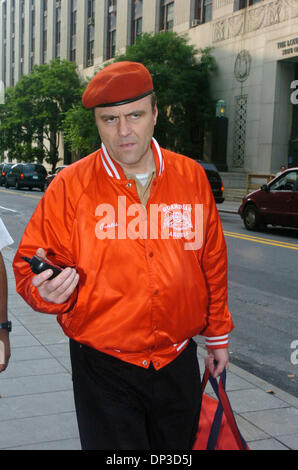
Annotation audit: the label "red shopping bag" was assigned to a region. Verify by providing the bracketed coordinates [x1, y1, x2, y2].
[193, 368, 249, 450]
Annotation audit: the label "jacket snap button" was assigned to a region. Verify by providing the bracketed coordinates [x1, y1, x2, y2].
[142, 360, 147, 366]
[126, 182, 132, 188]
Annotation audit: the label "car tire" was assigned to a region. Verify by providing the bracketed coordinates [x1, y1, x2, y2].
[243, 205, 263, 231]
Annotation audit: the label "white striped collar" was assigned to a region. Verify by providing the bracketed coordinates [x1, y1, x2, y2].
[100, 138, 165, 180]
[101, 142, 121, 179]
[152, 137, 164, 176]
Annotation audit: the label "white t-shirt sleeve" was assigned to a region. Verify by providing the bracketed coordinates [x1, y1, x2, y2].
[0, 217, 14, 251]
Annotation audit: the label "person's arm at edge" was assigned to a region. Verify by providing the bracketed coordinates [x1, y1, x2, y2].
[0, 252, 11, 372]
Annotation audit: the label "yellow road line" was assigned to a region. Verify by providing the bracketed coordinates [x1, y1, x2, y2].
[225, 230, 298, 247]
[224, 230, 298, 250]
[0, 189, 42, 200]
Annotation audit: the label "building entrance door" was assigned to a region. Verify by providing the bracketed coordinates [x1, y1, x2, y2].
[289, 63, 298, 167]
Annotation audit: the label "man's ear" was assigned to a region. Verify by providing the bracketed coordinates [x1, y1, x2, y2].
[153, 106, 158, 126]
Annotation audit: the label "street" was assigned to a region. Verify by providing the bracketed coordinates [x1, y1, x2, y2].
[0, 187, 43, 248]
[220, 211, 298, 398]
[1, 187, 297, 397]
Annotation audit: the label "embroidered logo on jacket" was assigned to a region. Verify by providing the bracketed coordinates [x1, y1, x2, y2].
[162, 204, 193, 239]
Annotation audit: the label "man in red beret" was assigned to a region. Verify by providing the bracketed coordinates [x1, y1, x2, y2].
[13, 61, 233, 450]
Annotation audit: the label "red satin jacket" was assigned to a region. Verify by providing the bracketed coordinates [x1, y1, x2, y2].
[13, 139, 233, 370]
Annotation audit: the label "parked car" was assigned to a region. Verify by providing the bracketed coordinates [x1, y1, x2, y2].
[0, 163, 14, 186]
[198, 161, 225, 203]
[238, 167, 298, 230]
[45, 165, 68, 189]
[5, 163, 47, 191]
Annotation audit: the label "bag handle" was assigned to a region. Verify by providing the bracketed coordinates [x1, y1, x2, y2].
[202, 367, 248, 450]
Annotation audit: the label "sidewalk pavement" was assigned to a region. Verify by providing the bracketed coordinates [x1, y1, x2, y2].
[0, 246, 297, 450]
[216, 200, 240, 215]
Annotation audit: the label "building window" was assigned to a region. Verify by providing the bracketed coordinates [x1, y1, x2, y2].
[131, 0, 142, 44]
[10, 0, 15, 85]
[2, 0, 7, 87]
[42, 0, 47, 64]
[70, 0, 77, 62]
[11, 0, 15, 36]
[87, 0, 95, 66]
[160, 0, 174, 31]
[234, 0, 261, 10]
[194, 0, 212, 24]
[20, 0, 25, 75]
[29, 0, 35, 72]
[107, 0, 117, 60]
[55, 1, 61, 58]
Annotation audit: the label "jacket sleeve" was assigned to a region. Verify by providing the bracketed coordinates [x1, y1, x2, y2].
[13, 175, 78, 315]
[199, 171, 234, 349]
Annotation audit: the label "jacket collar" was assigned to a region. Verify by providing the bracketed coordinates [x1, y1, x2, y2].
[100, 138, 164, 180]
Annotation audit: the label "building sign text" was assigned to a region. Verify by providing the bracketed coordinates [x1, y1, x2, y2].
[277, 38, 298, 56]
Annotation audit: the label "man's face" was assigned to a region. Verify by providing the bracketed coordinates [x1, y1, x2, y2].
[94, 95, 158, 173]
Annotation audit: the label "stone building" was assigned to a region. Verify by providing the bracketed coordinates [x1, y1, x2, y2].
[1, 0, 298, 179]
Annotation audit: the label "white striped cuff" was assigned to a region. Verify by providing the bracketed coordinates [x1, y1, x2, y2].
[205, 334, 229, 349]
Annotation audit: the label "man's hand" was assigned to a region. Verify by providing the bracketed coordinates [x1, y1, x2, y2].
[31, 248, 79, 305]
[204, 348, 229, 378]
[0, 330, 11, 373]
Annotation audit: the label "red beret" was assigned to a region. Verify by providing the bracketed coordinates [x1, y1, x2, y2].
[82, 61, 154, 109]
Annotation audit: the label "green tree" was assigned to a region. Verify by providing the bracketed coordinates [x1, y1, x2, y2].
[0, 59, 82, 171]
[115, 31, 217, 158]
[0, 86, 32, 161]
[63, 103, 101, 160]
[63, 32, 216, 160]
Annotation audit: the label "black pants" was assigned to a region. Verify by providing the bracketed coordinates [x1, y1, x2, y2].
[70, 339, 202, 450]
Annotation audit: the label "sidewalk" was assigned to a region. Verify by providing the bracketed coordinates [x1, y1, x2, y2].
[216, 200, 240, 215]
[0, 247, 297, 450]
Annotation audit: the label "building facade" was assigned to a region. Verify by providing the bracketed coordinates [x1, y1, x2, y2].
[1, 0, 298, 173]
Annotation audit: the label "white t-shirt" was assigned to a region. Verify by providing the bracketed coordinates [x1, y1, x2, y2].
[0, 217, 13, 251]
[134, 172, 150, 187]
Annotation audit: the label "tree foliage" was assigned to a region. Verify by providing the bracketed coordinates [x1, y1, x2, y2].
[0, 59, 82, 170]
[1, 34, 216, 165]
[63, 31, 216, 159]
[63, 104, 101, 160]
[115, 31, 217, 158]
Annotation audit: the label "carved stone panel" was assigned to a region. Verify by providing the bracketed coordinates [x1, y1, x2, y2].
[213, 0, 298, 43]
[234, 50, 252, 83]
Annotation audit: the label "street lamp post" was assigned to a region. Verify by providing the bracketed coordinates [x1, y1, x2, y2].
[211, 99, 228, 171]
[216, 99, 226, 118]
